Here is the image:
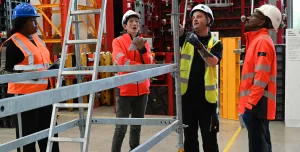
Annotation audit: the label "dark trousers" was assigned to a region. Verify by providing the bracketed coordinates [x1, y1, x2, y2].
[111, 94, 148, 152]
[14, 105, 60, 152]
[244, 114, 272, 152]
[182, 97, 219, 152]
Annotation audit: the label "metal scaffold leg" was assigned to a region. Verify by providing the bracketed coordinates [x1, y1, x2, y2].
[171, 0, 184, 151]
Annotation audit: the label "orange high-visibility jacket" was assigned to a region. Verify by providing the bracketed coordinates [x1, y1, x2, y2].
[238, 28, 277, 120]
[112, 33, 154, 96]
[0, 33, 51, 94]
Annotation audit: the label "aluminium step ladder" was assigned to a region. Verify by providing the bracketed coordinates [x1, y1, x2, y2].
[46, 0, 107, 151]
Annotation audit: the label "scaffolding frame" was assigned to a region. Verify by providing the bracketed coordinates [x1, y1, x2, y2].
[0, 0, 183, 152]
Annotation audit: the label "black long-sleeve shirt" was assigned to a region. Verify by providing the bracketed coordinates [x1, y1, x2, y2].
[179, 31, 223, 102]
[1, 39, 25, 72]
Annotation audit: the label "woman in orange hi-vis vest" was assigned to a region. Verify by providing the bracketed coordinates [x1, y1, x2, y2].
[0, 3, 59, 152]
[111, 10, 154, 152]
[238, 4, 282, 152]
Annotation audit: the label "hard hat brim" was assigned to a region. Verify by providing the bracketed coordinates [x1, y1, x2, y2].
[122, 14, 140, 25]
[13, 15, 40, 20]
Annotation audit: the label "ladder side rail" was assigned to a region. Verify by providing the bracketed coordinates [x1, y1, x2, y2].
[73, 0, 86, 149]
[82, 0, 107, 151]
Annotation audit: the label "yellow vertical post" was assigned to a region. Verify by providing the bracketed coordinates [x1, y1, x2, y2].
[220, 37, 241, 120]
[220, 38, 228, 119]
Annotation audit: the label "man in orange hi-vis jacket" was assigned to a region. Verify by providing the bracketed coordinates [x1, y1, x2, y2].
[238, 4, 282, 152]
[111, 10, 154, 152]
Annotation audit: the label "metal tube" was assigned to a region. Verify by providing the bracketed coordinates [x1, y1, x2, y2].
[183, 0, 188, 28]
[17, 113, 23, 152]
[0, 64, 167, 84]
[56, 0, 75, 88]
[0, 64, 175, 118]
[73, 1, 85, 150]
[132, 120, 179, 152]
[172, 0, 184, 150]
[8, 0, 12, 29]
[251, 0, 254, 14]
[0, 119, 79, 152]
[287, 0, 293, 28]
[82, 0, 107, 150]
[46, 104, 58, 152]
[91, 118, 176, 126]
[16, 95, 23, 152]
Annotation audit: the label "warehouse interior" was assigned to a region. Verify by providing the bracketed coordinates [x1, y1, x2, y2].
[1, 0, 300, 152]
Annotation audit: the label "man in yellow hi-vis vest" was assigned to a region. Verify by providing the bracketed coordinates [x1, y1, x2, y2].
[179, 4, 223, 152]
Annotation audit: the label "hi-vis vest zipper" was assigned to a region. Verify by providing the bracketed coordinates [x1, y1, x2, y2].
[180, 36, 220, 103]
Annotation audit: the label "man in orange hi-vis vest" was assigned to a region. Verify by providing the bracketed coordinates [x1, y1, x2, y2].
[238, 4, 282, 152]
[111, 10, 154, 152]
[0, 3, 59, 152]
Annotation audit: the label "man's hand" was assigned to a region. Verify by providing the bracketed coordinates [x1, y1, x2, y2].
[185, 32, 205, 50]
[179, 24, 184, 37]
[239, 113, 246, 128]
[135, 38, 147, 50]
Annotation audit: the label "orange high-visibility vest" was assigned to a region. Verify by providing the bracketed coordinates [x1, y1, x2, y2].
[238, 28, 277, 120]
[0, 33, 51, 94]
[112, 33, 154, 96]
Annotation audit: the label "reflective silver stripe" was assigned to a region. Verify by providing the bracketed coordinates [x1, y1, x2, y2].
[14, 64, 46, 71]
[242, 72, 276, 84]
[124, 59, 130, 65]
[181, 54, 191, 60]
[150, 56, 154, 63]
[44, 63, 50, 69]
[239, 89, 276, 101]
[113, 61, 118, 66]
[253, 80, 268, 88]
[241, 72, 255, 80]
[116, 52, 125, 61]
[113, 52, 125, 65]
[255, 64, 270, 72]
[180, 77, 188, 84]
[13, 35, 34, 65]
[205, 84, 217, 90]
[1, 47, 7, 70]
[239, 90, 250, 97]
[33, 35, 46, 47]
[270, 76, 276, 83]
[14, 79, 48, 84]
[260, 36, 269, 40]
[263, 90, 276, 101]
[113, 60, 118, 65]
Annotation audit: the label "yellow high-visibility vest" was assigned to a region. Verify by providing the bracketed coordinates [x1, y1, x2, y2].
[180, 36, 220, 103]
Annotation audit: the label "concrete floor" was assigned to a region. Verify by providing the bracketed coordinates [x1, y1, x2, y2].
[1, 106, 300, 152]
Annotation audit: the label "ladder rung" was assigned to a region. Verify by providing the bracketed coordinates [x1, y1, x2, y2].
[62, 71, 93, 75]
[70, 9, 101, 15]
[54, 103, 89, 108]
[66, 39, 97, 45]
[50, 137, 85, 143]
[72, 20, 83, 23]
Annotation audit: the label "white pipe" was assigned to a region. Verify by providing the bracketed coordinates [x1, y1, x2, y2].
[183, 0, 188, 28]
[251, 0, 254, 14]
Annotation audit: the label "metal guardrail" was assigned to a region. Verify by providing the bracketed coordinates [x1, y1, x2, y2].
[0, 0, 184, 152]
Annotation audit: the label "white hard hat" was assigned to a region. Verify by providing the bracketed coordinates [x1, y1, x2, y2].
[255, 4, 282, 32]
[122, 10, 141, 25]
[190, 4, 214, 26]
